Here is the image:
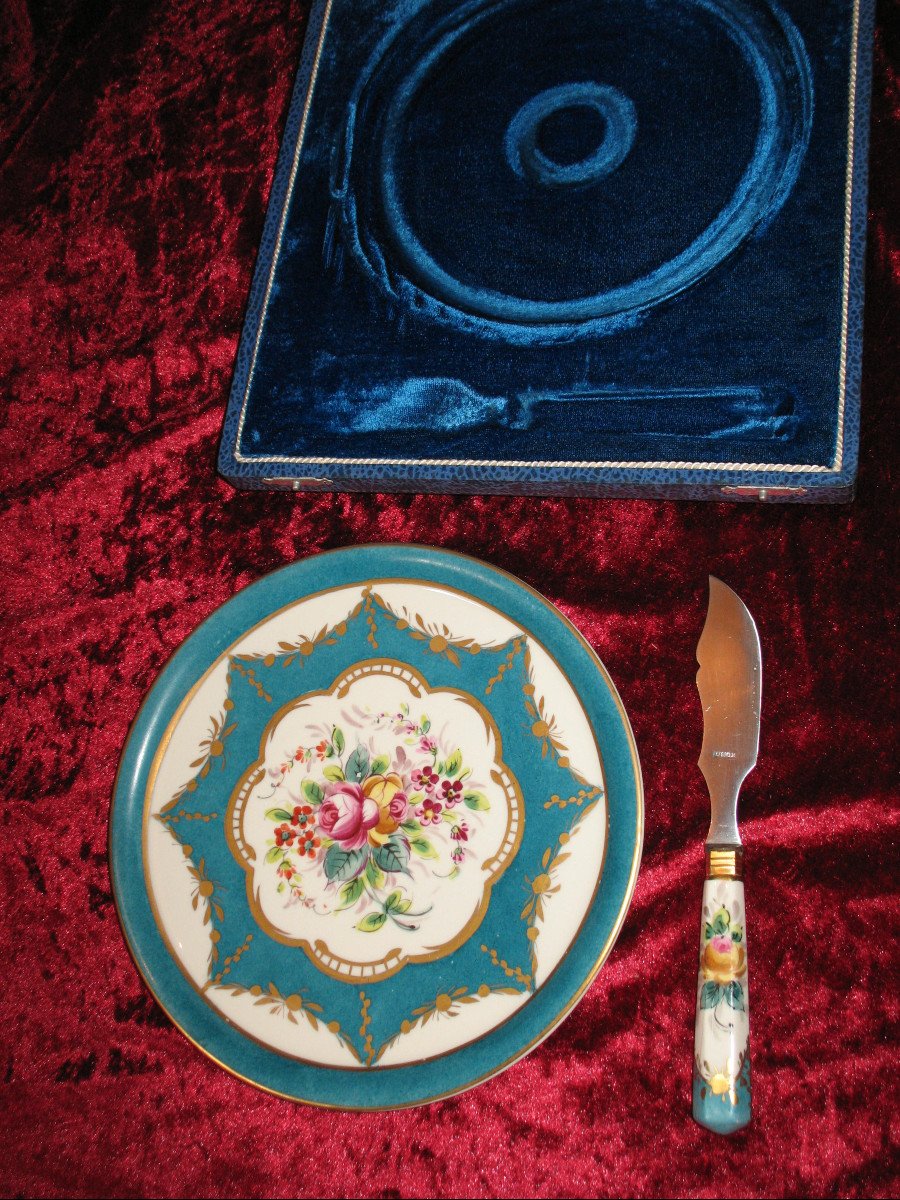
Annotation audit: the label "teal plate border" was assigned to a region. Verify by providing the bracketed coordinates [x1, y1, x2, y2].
[110, 545, 643, 1108]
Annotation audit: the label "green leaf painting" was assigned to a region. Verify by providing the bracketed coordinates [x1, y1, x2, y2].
[711, 908, 730, 937]
[724, 981, 745, 1011]
[338, 877, 365, 909]
[409, 835, 438, 859]
[700, 981, 723, 1009]
[302, 779, 324, 804]
[463, 791, 489, 811]
[265, 808, 293, 822]
[323, 844, 367, 883]
[365, 858, 386, 890]
[444, 749, 462, 777]
[357, 912, 386, 933]
[384, 890, 412, 915]
[374, 837, 411, 876]
[346, 745, 370, 783]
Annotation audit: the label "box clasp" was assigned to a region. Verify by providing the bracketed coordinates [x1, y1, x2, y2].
[261, 477, 334, 491]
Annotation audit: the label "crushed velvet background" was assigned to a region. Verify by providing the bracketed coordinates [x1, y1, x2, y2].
[0, 1, 897, 1197]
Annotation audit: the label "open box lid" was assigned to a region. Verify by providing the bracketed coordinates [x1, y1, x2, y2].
[219, 0, 874, 502]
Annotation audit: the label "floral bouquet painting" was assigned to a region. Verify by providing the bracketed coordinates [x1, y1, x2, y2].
[228, 664, 522, 980]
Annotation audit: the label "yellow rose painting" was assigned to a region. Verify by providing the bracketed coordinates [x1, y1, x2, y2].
[698, 907, 747, 1010]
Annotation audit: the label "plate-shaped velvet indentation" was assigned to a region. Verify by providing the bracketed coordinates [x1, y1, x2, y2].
[344, 0, 812, 329]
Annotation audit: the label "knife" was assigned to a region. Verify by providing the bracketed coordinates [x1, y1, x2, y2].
[692, 576, 761, 1135]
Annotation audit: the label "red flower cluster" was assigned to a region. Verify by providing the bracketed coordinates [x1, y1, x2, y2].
[418, 796, 443, 825]
[296, 832, 321, 860]
[412, 765, 440, 790]
[274, 823, 295, 847]
[291, 803, 314, 829]
[440, 778, 463, 806]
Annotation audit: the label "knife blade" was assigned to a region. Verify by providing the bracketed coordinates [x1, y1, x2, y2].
[692, 575, 761, 1135]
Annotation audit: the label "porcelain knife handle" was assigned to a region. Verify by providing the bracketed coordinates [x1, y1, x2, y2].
[692, 848, 751, 1134]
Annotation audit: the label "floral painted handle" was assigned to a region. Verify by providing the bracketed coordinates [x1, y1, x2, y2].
[692, 849, 751, 1134]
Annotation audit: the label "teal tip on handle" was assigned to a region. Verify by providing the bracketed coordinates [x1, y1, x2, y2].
[692, 1058, 752, 1134]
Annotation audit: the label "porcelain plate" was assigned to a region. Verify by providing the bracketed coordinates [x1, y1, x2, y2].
[110, 545, 642, 1108]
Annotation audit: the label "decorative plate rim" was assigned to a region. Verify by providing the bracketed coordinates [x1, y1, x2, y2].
[109, 544, 643, 1109]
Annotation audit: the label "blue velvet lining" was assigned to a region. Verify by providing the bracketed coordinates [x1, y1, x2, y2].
[233, 0, 860, 470]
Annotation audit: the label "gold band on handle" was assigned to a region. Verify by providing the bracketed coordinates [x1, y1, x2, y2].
[706, 846, 744, 879]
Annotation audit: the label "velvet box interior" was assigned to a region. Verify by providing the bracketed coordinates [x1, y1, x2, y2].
[219, 0, 873, 502]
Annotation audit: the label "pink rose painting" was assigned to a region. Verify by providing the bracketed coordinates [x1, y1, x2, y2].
[317, 782, 380, 851]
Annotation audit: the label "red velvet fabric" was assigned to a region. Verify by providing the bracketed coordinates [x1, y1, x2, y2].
[1, 2, 897, 1197]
